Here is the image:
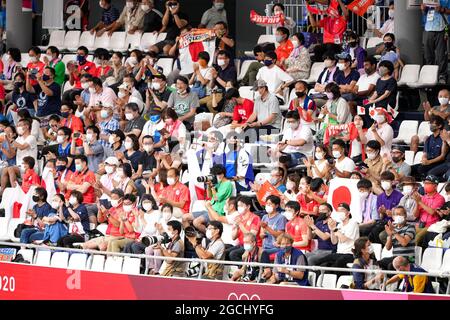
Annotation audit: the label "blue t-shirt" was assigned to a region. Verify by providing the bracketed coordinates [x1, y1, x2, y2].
[425, 134, 443, 160]
[335, 69, 360, 86]
[64, 204, 90, 233]
[0, 141, 15, 166]
[36, 82, 61, 117]
[12, 91, 36, 111]
[34, 202, 52, 219]
[315, 218, 337, 252]
[262, 212, 287, 249]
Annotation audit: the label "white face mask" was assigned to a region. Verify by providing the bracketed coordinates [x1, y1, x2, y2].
[125, 113, 134, 121]
[337, 63, 346, 71]
[368, 244, 374, 254]
[373, 115, 385, 124]
[403, 185, 413, 196]
[360, 191, 369, 199]
[143, 145, 153, 153]
[105, 165, 115, 174]
[214, 2, 224, 10]
[163, 211, 172, 221]
[16, 127, 25, 136]
[89, 87, 96, 94]
[51, 201, 60, 210]
[243, 243, 254, 252]
[289, 122, 299, 130]
[286, 181, 295, 191]
[81, 82, 90, 90]
[152, 82, 161, 90]
[126, 2, 135, 9]
[206, 229, 213, 240]
[108, 136, 116, 145]
[332, 150, 341, 159]
[118, 91, 127, 99]
[142, 202, 153, 212]
[110, 199, 120, 208]
[85, 133, 94, 142]
[265, 205, 274, 214]
[439, 97, 449, 106]
[123, 205, 133, 213]
[167, 177, 176, 186]
[381, 181, 392, 191]
[124, 141, 134, 150]
[393, 215, 405, 225]
[206, 141, 217, 149]
[69, 197, 78, 206]
[141, 4, 150, 12]
[237, 206, 246, 214]
[167, 231, 175, 239]
[57, 135, 65, 144]
[217, 59, 226, 66]
[291, 40, 299, 48]
[367, 151, 378, 160]
[284, 210, 294, 221]
[332, 211, 346, 223]
[388, 9, 394, 19]
[45, 54, 53, 61]
[30, 56, 38, 63]
[315, 152, 324, 160]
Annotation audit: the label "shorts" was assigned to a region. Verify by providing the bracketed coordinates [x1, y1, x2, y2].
[154, 40, 176, 52]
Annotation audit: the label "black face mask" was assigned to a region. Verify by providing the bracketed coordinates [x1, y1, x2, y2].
[296, 91, 306, 98]
[14, 82, 24, 89]
[348, 41, 357, 48]
[364, 68, 373, 75]
[392, 156, 402, 163]
[384, 42, 393, 49]
[32, 195, 40, 203]
[318, 212, 329, 221]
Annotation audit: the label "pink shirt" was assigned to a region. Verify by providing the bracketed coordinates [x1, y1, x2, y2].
[419, 192, 446, 228]
[88, 87, 117, 108]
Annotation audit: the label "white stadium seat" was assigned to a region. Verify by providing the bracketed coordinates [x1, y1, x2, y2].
[366, 37, 383, 49]
[34, 250, 52, 267]
[17, 249, 34, 263]
[141, 32, 158, 51]
[156, 32, 167, 43]
[77, 31, 96, 52]
[404, 150, 414, 166]
[372, 243, 382, 262]
[381, 246, 393, 259]
[68, 253, 88, 270]
[90, 255, 106, 271]
[122, 257, 141, 275]
[237, 59, 256, 81]
[109, 32, 127, 51]
[191, 200, 206, 213]
[50, 251, 69, 268]
[125, 32, 143, 50]
[39, 30, 66, 51]
[7, 219, 24, 242]
[392, 120, 418, 144]
[238, 86, 254, 101]
[96, 223, 108, 236]
[417, 121, 431, 144]
[62, 31, 81, 51]
[302, 62, 324, 84]
[93, 33, 111, 50]
[257, 34, 277, 45]
[156, 58, 174, 76]
[318, 273, 337, 289]
[413, 151, 424, 165]
[440, 249, 450, 272]
[0, 217, 10, 241]
[104, 256, 124, 273]
[421, 247, 443, 272]
[336, 275, 353, 289]
[407, 65, 439, 89]
[397, 64, 421, 87]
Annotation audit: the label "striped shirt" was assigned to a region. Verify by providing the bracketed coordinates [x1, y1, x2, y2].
[392, 224, 416, 257]
[99, 117, 120, 148]
[101, 5, 120, 26]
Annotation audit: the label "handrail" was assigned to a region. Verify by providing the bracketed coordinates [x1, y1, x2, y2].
[2, 241, 450, 281]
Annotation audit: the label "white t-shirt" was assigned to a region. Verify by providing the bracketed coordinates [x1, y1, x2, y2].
[380, 19, 394, 36]
[15, 134, 38, 165]
[335, 157, 355, 174]
[357, 72, 380, 93]
[224, 211, 240, 246]
[139, 211, 162, 238]
[256, 65, 293, 97]
[89, 87, 117, 108]
[337, 219, 360, 254]
[282, 124, 314, 157]
[365, 123, 394, 159]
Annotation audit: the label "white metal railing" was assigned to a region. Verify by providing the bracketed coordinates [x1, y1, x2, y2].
[265, 1, 389, 36]
[1, 241, 449, 295]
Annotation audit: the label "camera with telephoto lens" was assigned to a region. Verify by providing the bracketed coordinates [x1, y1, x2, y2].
[197, 175, 217, 184]
[185, 226, 203, 245]
[141, 232, 171, 247]
[29, 69, 38, 79]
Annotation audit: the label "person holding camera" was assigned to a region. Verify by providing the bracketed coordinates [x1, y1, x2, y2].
[231, 232, 261, 282]
[187, 220, 225, 280]
[157, 220, 185, 277]
[26, 66, 61, 119]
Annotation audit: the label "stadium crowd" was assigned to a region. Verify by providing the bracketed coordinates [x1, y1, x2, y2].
[0, 0, 449, 294]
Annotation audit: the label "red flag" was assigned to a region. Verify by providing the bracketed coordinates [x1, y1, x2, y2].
[250, 10, 285, 26]
[323, 123, 359, 145]
[347, 0, 375, 17]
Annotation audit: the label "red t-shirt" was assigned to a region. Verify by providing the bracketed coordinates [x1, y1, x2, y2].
[72, 61, 97, 89]
[106, 206, 123, 237]
[275, 40, 294, 63]
[237, 212, 262, 247]
[289, 98, 316, 123]
[21, 169, 41, 194]
[61, 115, 84, 146]
[319, 16, 347, 44]
[95, 65, 112, 79]
[297, 193, 320, 216]
[26, 61, 46, 87]
[286, 216, 310, 252]
[160, 182, 191, 213]
[64, 169, 96, 204]
[122, 210, 137, 239]
[233, 99, 254, 124]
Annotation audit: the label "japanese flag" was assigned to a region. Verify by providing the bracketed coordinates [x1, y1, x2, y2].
[357, 106, 366, 115]
[328, 178, 363, 223]
[178, 40, 216, 75]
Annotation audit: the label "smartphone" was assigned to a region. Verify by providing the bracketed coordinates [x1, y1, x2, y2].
[99, 199, 112, 210]
[73, 132, 81, 138]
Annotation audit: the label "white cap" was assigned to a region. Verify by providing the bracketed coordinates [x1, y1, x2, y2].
[104, 157, 120, 166]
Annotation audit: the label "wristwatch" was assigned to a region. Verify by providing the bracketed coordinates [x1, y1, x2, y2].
[333, 228, 338, 233]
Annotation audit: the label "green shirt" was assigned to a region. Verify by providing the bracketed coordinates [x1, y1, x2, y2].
[212, 180, 233, 216]
[50, 60, 66, 86]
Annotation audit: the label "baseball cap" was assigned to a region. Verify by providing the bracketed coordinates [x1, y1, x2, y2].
[252, 79, 268, 91]
[108, 129, 125, 142]
[152, 72, 166, 81]
[398, 176, 419, 188]
[336, 52, 352, 62]
[104, 157, 120, 166]
[338, 203, 351, 211]
[380, 51, 398, 64]
[149, 106, 163, 115]
[424, 175, 440, 185]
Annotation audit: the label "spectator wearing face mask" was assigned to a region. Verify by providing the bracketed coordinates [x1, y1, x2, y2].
[107, 194, 138, 252]
[335, 52, 360, 101]
[20, 187, 52, 244]
[205, 197, 240, 247]
[342, 31, 366, 71]
[26, 46, 45, 88]
[98, 105, 120, 148]
[397, 176, 420, 223]
[304, 203, 336, 266]
[319, 82, 352, 134]
[213, 21, 235, 60]
[157, 220, 186, 277]
[390, 146, 411, 182]
[26, 66, 61, 119]
[304, 145, 331, 183]
[314, 52, 339, 97]
[231, 232, 261, 282]
[284, 201, 312, 253]
[288, 80, 317, 133]
[239, 45, 266, 87]
[106, 0, 145, 36]
[357, 179, 379, 237]
[96, 156, 120, 201]
[57, 190, 89, 248]
[367, 60, 397, 109]
[7, 73, 37, 122]
[421, 186, 450, 249]
[200, 0, 227, 29]
[168, 76, 199, 131]
[65, 46, 97, 101]
[157, 168, 190, 216]
[378, 206, 416, 270]
[352, 56, 380, 108]
[141, 0, 163, 33]
[43, 46, 65, 86]
[89, 0, 120, 36]
[274, 27, 293, 67]
[71, 126, 104, 173]
[284, 33, 311, 81]
[329, 138, 356, 179]
[361, 140, 392, 192]
[145, 73, 171, 114]
[282, 173, 301, 203]
[351, 237, 382, 290]
[123, 102, 146, 137]
[359, 108, 394, 160]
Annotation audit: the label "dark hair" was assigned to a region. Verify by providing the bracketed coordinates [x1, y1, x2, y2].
[162, 107, 178, 121]
[319, 202, 333, 212]
[325, 82, 341, 99]
[77, 46, 89, 55]
[301, 175, 312, 185]
[57, 155, 68, 163]
[14, 72, 26, 82]
[74, 154, 88, 165]
[167, 220, 182, 235]
[86, 125, 100, 137]
[353, 237, 370, 259]
[22, 156, 35, 169]
[276, 26, 290, 38]
[366, 140, 381, 151]
[357, 178, 373, 190]
[273, 3, 285, 11]
[175, 76, 190, 93]
[125, 102, 139, 113]
[227, 196, 237, 210]
[47, 46, 60, 57]
[286, 110, 300, 121]
[124, 193, 137, 203]
[430, 115, 445, 129]
[90, 77, 103, 88]
[120, 162, 133, 178]
[323, 51, 337, 62]
[383, 33, 395, 42]
[28, 46, 41, 55]
[332, 138, 346, 150]
[266, 195, 281, 207]
[142, 135, 154, 143]
[45, 66, 56, 77]
[214, 21, 228, 29]
[210, 164, 226, 176]
[7, 48, 21, 62]
[338, 202, 350, 212]
[265, 51, 277, 61]
[253, 44, 263, 56]
[168, 167, 180, 177]
[224, 87, 240, 100]
[197, 51, 210, 63]
[364, 55, 378, 65]
[208, 221, 223, 236]
[130, 49, 143, 63]
[81, 73, 93, 81]
[237, 196, 252, 207]
[34, 187, 48, 202]
[141, 194, 158, 210]
[310, 178, 324, 192]
[285, 201, 300, 212]
[57, 126, 72, 138]
[112, 51, 123, 60]
[292, 32, 305, 45]
[125, 133, 140, 151]
[111, 188, 125, 198]
[49, 114, 60, 123]
[380, 171, 395, 181]
[18, 118, 31, 129]
[379, 60, 394, 75]
[217, 50, 231, 59]
[70, 190, 84, 204]
[94, 48, 111, 60]
[161, 203, 173, 212]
